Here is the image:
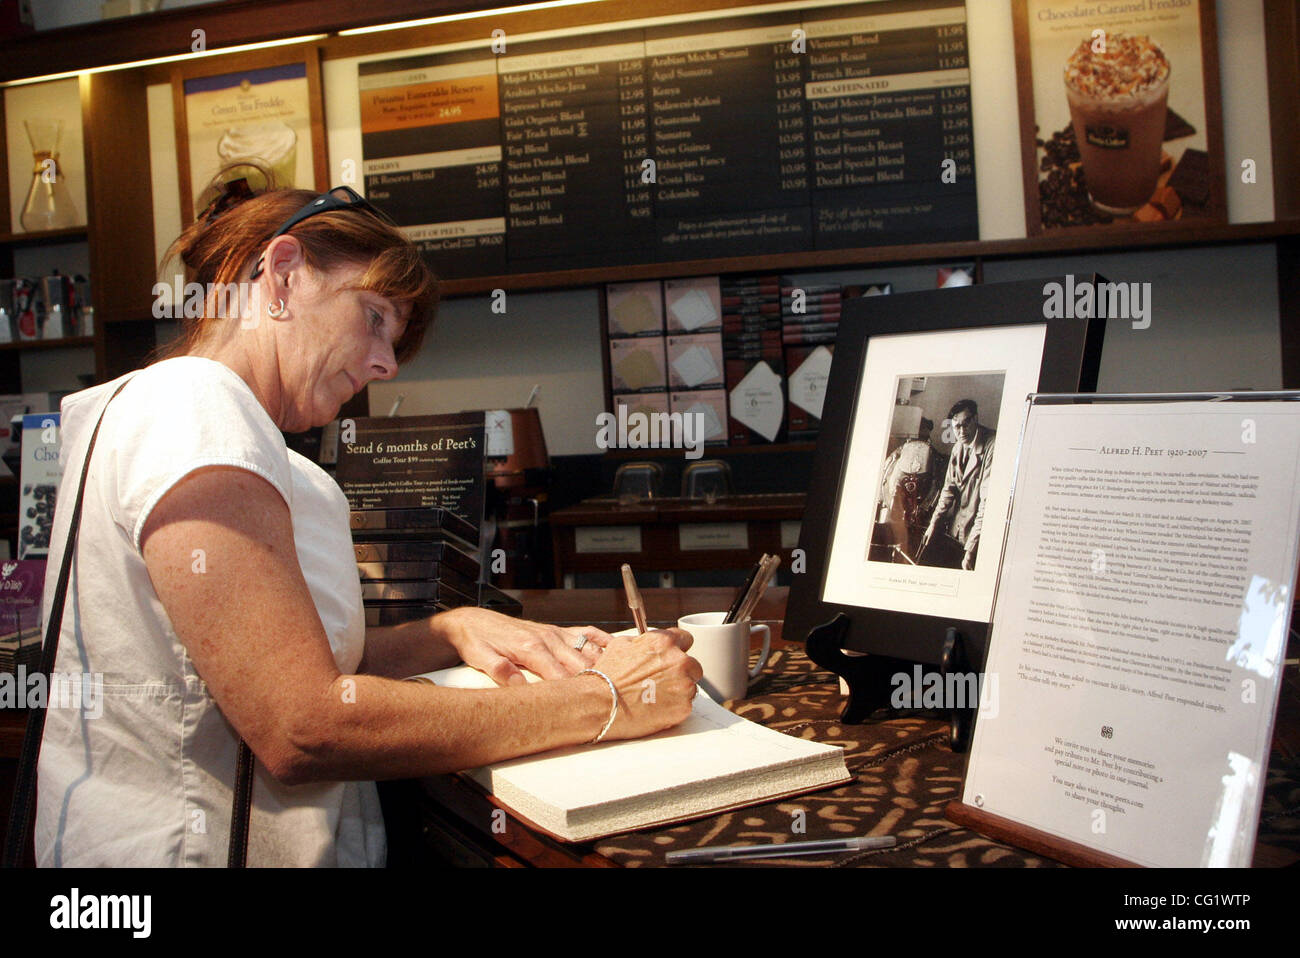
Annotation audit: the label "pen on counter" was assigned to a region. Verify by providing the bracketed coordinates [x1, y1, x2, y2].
[621, 563, 649, 634]
[735, 554, 780, 624]
[723, 556, 765, 624]
[665, 835, 896, 865]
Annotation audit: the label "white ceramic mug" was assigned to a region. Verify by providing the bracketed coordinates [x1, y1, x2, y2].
[677, 611, 771, 702]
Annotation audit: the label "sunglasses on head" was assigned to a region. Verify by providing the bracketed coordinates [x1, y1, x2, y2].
[250, 185, 398, 279]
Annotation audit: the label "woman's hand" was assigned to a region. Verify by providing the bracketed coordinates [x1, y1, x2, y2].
[588, 628, 703, 741]
[435, 606, 614, 686]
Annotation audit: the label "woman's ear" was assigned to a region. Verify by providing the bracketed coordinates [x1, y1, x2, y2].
[261, 235, 305, 291]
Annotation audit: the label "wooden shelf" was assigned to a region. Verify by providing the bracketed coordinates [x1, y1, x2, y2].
[436, 219, 1300, 298]
[0, 335, 92, 352]
[0, 226, 88, 246]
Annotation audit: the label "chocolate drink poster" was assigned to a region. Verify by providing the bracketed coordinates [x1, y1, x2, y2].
[1018, 0, 1223, 233]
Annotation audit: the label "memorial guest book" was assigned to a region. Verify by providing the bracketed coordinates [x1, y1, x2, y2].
[410, 663, 852, 842]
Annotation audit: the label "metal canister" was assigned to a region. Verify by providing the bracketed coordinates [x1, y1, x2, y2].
[0, 279, 14, 342]
[13, 279, 39, 341]
[41, 272, 71, 338]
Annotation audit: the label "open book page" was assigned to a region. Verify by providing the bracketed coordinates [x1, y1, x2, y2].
[407, 660, 850, 832]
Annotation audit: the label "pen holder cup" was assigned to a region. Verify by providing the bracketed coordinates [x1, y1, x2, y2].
[677, 611, 771, 703]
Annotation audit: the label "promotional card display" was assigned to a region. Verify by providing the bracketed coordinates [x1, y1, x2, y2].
[666, 334, 724, 390]
[727, 357, 787, 446]
[955, 394, 1300, 867]
[664, 278, 721, 333]
[606, 281, 664, 338]
[18, 412, 61, 559]
[609, 337, 668, 393]
[335, 413, 487, 627]
[335, 413, 486, 526]
[612, 391, 670, 422]
[786, 345, 834, 441]
[0, 559, 45, 676]
[668, 390, 727, 446]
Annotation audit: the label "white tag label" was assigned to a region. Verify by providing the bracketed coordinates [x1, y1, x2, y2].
[789, 346, 833, 419]
[679, 523, 748, 551]
[780, 521, 802, 550]
[729, 361, 785, 441]
[575, 526, 642, 553]
[485, 409, 514, 457]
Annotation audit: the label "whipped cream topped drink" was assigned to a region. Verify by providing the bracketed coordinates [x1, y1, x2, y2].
[217, 121, 297, 187]
[1064, 33, 1170, 215]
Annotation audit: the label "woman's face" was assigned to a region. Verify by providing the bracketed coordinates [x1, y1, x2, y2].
[273, 259, 406, 432]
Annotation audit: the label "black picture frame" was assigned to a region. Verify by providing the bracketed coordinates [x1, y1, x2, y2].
[784, 276, 1106, 730]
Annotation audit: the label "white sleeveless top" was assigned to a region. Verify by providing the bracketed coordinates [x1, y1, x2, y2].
[35, 356, 385, 866]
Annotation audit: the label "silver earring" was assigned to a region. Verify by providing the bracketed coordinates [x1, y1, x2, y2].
[267, 298, 286, 318]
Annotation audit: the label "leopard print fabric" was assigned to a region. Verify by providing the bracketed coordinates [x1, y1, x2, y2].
[593, 647, 1300, 868]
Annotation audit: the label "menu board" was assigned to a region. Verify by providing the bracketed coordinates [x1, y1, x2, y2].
[359, 0, 976, 279]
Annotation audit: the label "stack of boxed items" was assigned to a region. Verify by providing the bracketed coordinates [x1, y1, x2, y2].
[782, 282, 891, 441]
[722, 275, 785, 445]
[782, 281, 841, 442]
[606, 281, 668, 425]
[663, 278, 726, 448]
[333, 413, 522, 625]
[351, 506, 484, 627]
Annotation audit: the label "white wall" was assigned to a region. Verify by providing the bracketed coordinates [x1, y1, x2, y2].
[142, 0, 1284, 453]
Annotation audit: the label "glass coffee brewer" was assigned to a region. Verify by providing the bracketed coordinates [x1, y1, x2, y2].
[20, 118, 80, 232]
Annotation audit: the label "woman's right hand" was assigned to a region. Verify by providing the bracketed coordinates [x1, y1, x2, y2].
[586, 628, 702, 741]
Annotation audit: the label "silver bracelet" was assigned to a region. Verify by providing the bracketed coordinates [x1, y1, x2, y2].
[577, 668, 619, 744]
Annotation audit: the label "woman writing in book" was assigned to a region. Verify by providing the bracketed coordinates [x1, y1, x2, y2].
[30, 175, 702, 867]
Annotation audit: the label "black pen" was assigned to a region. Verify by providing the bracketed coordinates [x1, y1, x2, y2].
[666, 835, 896, 865]
[724, 556, 764, 624]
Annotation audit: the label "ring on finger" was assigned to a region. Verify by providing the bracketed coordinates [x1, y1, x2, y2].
[572, 633, 589, 652]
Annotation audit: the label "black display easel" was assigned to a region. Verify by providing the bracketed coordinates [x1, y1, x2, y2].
[805, 615, 978, 751]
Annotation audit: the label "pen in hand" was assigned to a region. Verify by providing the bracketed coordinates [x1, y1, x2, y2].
[621, 563, 649, 635]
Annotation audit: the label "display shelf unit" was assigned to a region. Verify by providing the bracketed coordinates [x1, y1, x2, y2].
[0, 227, 88, 246]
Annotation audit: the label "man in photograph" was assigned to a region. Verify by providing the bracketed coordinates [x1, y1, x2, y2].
[921, 399, 995, 570]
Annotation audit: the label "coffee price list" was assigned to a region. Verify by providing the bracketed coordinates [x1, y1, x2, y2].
[358, 0, 975, 278]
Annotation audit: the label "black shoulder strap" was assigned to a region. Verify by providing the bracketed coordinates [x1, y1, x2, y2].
[1, 377, 255, 868]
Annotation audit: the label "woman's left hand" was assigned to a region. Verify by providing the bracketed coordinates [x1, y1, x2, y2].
[435, 606, 613, 686]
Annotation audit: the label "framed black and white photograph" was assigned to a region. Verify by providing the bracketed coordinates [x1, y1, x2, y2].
[826, 326, 1038, 625]
[867, 371, 1006, 572]
[785, 277, 1106, 675]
